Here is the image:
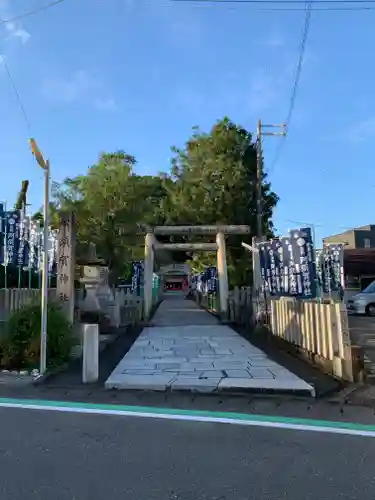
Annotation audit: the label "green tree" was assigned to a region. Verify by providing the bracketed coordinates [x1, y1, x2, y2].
[162, 117, 279, 285]
[34, 118, 279, 287]
[49, 151, 181, 281]
[52, 151, 163, 282]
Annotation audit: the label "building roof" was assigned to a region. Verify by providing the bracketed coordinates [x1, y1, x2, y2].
[323, 224, 375, 241]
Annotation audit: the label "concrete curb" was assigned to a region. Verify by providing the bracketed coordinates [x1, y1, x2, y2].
[104, 384, 315, 398]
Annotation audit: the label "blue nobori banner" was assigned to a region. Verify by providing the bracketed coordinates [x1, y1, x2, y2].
[28, 220, 40, 271]
[0, 209, 59, 274]
[0, 205, 5, 265]
[4, 210, 21, 267]
[17, 217, 30, 269]
[281, 236, 301, 296]
[289, 227, 317, 299]
[257, 228, 317, 299]
[131, 261, 144, 294]
[48, 229, 58, 274]
[320, 244, 344, 293]
[191, 267, 217, 294]
[269, 238, 283, 296]
[258, 241, 272, 294]
[206, 266, 217, 293]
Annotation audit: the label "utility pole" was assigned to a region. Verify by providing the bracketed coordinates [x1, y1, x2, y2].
[253, 120, 286, 321]
[255, 119, 286, 241]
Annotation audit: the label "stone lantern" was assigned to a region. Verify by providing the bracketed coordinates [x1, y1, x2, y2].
[78, 243, 106, 313]
[78, 243, 118, 328]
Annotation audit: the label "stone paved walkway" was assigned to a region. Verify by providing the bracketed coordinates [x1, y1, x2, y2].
[105, 299, 315, 395]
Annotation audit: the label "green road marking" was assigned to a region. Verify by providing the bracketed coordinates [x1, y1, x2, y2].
[0, 396, 374, 433]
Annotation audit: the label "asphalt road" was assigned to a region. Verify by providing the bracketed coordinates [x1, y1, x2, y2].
[1, 406, 375, 499]
[349, 315, 375, 348]
[349, 315, 375, 374]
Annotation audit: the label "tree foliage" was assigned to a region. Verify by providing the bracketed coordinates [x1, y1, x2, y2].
[49, 151, 169, 282]
[160, 117, 279, 285]
[45, 118, 278, 286]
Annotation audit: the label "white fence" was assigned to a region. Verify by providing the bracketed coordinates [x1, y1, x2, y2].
[269, 297, 359, 382]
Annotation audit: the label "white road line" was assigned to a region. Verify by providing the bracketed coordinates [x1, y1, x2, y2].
[0, 400, 374, 438]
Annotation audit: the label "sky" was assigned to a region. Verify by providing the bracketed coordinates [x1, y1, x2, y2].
[0, 0, 374, 245]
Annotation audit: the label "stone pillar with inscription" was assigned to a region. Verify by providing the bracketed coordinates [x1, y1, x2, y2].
[57, 213, 76, 324]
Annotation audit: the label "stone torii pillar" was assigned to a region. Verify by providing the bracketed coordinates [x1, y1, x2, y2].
[143, 231, 155, 320]
[147, 225, 250, 322]
[216, 231, 229, 319]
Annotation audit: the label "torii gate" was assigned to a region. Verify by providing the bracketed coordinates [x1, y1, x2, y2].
[143, 225, 251, 320]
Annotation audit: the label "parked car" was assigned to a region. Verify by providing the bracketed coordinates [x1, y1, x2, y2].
[347, 281, 375, 316]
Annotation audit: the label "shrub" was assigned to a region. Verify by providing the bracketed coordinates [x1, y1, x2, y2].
[1, 301, 76, 370]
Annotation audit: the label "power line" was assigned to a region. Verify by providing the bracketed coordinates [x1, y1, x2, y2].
[173, 0, 375, 4]
[285, 2, 312, 126]
[246, 5, 375, 7]
[267, 0, 312, 174]
[0, 1, 70, 136]
[0, 0, 67, 27]
[172, 0, 375, 8]
[1, 55, 32, 134]
[246, 5, 375, 8]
